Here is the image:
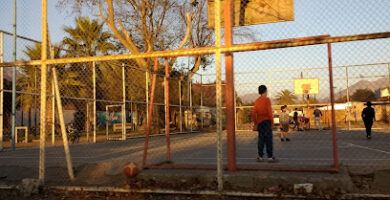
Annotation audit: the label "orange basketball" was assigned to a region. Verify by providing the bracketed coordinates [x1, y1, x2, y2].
[123, 162, 139, 177]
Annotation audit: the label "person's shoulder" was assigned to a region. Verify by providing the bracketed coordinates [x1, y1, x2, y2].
[254, 96, 261, 103]
[253, 96, 262, 105]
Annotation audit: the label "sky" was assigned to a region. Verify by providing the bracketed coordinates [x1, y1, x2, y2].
[0, 0, 389, 98]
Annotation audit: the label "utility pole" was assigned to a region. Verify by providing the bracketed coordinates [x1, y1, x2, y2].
[11, 0, 17, 150]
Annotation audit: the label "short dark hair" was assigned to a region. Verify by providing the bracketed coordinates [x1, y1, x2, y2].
[258, 85, 267, 94]
[367, 101, 372, 107]
[281, 106, 285, 110]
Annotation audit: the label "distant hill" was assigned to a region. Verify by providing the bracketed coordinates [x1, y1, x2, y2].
[239, 77, 388, 104]
[4, 68, 12, 81]
[3, 68, 23, 81]
[335, 77, 388, 98]
[240, 93, 259, 104]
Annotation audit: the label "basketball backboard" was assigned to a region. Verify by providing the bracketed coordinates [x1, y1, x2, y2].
[294, 78, 319, 95]
[207, 0, 294, 28]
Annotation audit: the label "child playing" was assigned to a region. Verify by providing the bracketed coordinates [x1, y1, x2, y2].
[279, 105, 291, 142]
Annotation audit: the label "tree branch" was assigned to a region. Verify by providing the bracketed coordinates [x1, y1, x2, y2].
[98, 0, 147, 68]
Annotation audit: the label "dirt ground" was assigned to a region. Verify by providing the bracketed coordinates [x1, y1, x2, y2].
[0, 189, 380, 200]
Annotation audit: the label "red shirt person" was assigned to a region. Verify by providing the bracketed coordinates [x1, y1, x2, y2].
[252, 85, 277, 162]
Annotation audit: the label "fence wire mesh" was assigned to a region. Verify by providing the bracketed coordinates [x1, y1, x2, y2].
[0, 0, 390, 188]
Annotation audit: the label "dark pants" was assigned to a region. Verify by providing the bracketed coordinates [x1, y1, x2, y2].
[364, 120, 373, 137]
[257, 120, 273, 158]
[293, 118, 299, 130]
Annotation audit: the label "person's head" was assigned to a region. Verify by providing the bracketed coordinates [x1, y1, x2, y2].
[366, 101, 372, 107]
[295, 108, 298, 111]
[281, 105, 286, 112]
[258, 85, 267, 96]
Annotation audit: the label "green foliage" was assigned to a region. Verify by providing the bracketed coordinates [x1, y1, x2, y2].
[274, 90, 297, 105]
[351, 89, 377, 102]
[335, 96, 348, 103]
[62, 17, 119, 108]
[17, 43, 63, 111]
[62, 17, 116, 57]
[308, 97, 319, 104]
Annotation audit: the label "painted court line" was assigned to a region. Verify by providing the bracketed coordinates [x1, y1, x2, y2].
[177, 157, 390, 161]
[348, 143, 390, 155]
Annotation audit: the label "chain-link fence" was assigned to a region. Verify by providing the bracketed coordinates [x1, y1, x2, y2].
[0, 0, 390, 189]
[0, 0, 42, 150]
[233, 62, 390, 131]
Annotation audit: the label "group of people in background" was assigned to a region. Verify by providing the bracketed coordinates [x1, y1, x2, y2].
[252, 84, 376, 163]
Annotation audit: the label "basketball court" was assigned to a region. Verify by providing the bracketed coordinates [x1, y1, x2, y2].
[1, 129, 389, 171]
[0, 1, 389, 194]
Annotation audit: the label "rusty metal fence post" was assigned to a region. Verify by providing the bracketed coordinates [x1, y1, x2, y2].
[201, 74, 204, 129]
[214, 0, 224, 192]
[122, 63, 126, 140]
[165, 57, 171, 161]
[345, 66, 351, 130]
[39, 0, 47, 183]
[143, 57, 159, 167]
[388, 64, 390, 129]
[51, 80, 55, 145]
[179, 78, 183, 133]
[92, 61, 96, 143]
[146, 71, 149, 129]
[327, 43, 339, 171]
[224, 0, 236, 172]
[0, 32, 3, 151]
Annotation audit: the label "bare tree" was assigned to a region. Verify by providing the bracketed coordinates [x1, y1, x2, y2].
[57, 0, 258, 75]
[98, 1, 186, 68]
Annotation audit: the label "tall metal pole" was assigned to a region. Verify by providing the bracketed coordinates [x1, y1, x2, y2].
[122, 63, 126, 140]
[34, 67, 37, 137]
[233, 84, 237, 131]
[143, 58, 158, 167]
[164, 58, 171, 161]
[224, 0, 236, 172]
[190, 78, 193, 132]
[215, 0, 224, 192]
[51, 81, 55, 145]
[187, 77, 190, 133]
[328, 43, 339, 171]
[92, 61, 96, 143]
[200, 75, 204, 129]
[179, 79, 183, 132]
[346, 66, 351, 130]
[305, 69, 310, 129]
[86, 102, 89, 142]
[267, 71, 271, 99]
[0, 32, 3, 150]
[387, 64, 390, 128]
[52, 68, 74, 180]
[164, 76, 166, 128]
[145, 71, 149, 128]
[130, 102, 133, 130]
[39, 0, 48, 183]
[11, 0, 17, 150]
[106, 105, 108, 140]
[48, 27, 55, 146]
[300, 72, 304, 103]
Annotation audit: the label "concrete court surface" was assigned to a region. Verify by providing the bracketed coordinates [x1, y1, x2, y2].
[0, 129, 390, 184]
